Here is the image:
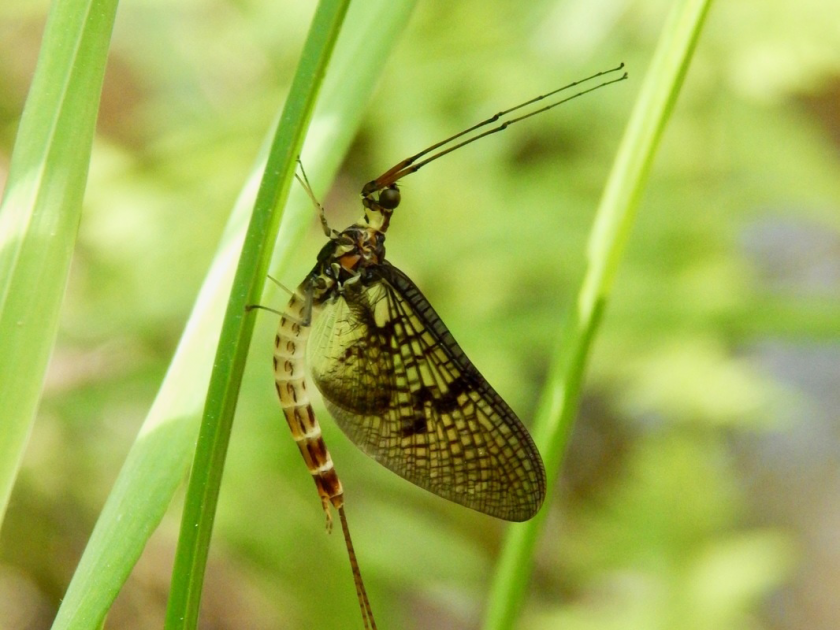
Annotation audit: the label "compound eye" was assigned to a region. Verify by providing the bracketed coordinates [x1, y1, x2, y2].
[378, 186, 400, 210]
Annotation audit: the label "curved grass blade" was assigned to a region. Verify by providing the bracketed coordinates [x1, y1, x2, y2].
[0, 0, 119, 523]
[483, 0, 716, 628]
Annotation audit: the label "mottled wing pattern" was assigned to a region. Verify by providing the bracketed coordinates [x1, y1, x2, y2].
[308, 262, 546, 521]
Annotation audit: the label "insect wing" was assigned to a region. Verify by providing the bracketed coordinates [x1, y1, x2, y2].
[308, 262, 546, 521]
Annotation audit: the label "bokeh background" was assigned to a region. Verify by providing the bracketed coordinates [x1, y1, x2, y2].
[2, 0, 839, 628]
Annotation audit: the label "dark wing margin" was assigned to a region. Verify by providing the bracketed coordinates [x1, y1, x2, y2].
[309, 261, 546, 521]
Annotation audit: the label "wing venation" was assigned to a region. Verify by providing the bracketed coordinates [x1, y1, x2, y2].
[309, 261, 546, 521]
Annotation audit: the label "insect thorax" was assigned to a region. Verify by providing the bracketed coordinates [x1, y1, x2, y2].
[306, 224, 387, 307]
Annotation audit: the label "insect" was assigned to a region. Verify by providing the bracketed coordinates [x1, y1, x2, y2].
[268, 64, 627, 629]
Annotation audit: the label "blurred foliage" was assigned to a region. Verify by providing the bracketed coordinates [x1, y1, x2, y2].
[1, 0, 839, 629]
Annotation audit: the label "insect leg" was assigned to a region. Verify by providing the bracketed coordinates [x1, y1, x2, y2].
[295, 158, 335, 238]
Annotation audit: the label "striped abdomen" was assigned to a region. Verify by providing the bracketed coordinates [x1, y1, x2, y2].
[273, 289, 344, 525]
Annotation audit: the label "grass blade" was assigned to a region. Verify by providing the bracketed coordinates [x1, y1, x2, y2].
[483, 0, 716, 627]
[163, 1, 353, 625]
[0, 0, 118, 522]
[51, 1, 417, 628]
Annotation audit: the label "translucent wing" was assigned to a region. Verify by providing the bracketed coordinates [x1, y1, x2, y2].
[308, 262, 546, 521]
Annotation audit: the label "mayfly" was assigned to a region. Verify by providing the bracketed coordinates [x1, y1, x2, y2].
[268, 64, 627, 629]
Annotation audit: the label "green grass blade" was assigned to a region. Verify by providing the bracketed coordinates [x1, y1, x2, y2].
[0, 0, 118, 523]
[51, 1, 417, 628]
[483, 0, 716, 628]
[163, 1, 352, 625]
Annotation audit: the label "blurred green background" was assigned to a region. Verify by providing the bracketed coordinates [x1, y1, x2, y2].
[1, 0, 839, 628]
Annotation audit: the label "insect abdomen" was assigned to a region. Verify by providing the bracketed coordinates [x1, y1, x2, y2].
[274, 290, 344, 516]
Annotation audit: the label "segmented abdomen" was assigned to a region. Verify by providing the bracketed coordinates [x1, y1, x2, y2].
[274, 290, 344, 515]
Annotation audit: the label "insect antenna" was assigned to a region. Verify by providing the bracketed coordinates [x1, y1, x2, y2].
[367, 63, 627, 191]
